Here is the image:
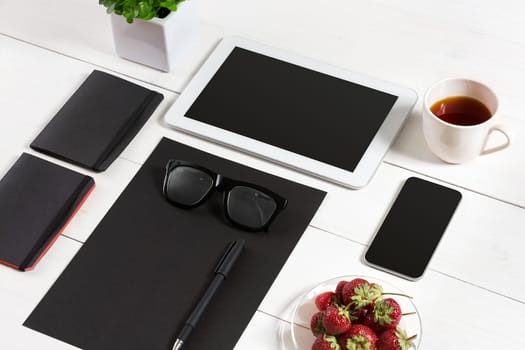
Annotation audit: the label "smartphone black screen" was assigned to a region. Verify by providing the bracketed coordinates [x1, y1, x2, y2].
[365, 177, 461, 279]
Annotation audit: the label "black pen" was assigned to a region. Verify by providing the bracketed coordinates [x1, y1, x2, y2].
[172, 239, 245, 350]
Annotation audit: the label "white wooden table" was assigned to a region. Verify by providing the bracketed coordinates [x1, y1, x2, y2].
[1, 1, 524, 349]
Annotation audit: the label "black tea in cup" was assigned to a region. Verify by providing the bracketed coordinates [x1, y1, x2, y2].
[430, 96, 492, 126]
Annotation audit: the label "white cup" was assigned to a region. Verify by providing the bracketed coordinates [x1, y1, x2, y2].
[422, 78, 510, 164]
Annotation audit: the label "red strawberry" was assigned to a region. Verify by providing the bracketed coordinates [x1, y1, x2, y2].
[377, 327, 417, 350]
[350, 304, 371, 324]
[311, 311, 325, 336]
[312, 334, 341, 350]
[364, 298, 402, 332]
[335, 280, 349, 299]
[341, 278, 368, 305]
[315, 291, 337, 311]
[339, 324, 378, 350]
[342, 279, 383, 308]
[322, 305, 352, 335]
[362, 310, 382, 333]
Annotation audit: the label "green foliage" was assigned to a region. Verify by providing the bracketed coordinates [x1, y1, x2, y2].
[99, 0, 185, 23]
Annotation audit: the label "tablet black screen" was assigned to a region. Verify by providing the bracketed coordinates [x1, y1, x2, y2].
[185, 47, 398, 172]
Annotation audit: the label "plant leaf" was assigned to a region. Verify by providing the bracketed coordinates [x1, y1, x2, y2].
[99, 0, 187, 22]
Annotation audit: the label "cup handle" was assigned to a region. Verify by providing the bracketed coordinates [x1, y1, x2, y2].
[481, 124, 511, 155]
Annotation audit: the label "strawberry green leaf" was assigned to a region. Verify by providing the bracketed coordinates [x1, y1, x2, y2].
[395, 328, 416, 350]
[337, 305, 351, 319]
[345, 335, 372, 350]
[350, 283, 383, 308]
[373, 299, 395, 325]
[323, 335, 341, 349]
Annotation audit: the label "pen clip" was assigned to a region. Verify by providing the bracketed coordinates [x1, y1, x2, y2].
[215, 240, 245, 277]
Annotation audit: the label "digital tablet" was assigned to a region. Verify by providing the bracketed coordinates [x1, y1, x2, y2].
[164, 36, 417, 188]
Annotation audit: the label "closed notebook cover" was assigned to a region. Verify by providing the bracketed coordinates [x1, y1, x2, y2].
[30, 70, 163, 172]
[0, 153, 95, 271]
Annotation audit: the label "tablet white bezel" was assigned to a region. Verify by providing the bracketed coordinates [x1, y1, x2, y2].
[165, 36, 417, 188]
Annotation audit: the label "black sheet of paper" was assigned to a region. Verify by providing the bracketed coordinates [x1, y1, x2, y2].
[25, 138, 326, 350]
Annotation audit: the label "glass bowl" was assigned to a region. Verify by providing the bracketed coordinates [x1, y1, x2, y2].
[281, 275, 422, 350]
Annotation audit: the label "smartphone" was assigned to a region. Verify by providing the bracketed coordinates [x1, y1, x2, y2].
[364, 177, 462, 280]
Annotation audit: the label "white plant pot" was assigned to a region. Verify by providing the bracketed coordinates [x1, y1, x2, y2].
[110, 1, 196, 72]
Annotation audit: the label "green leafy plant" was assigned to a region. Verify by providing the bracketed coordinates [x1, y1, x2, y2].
[99, 0, 185, 24]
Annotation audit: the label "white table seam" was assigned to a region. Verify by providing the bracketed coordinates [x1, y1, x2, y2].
[0, 32, 182, 96]
[309, 223, 525, 305]
[383, 160, 524, 209]
[118, 155, 147, 167]
[255, 309, 301, 328]
[60, 234, 84, 245]
[309, 224, 367, 247]
[429, 268, 525, 306]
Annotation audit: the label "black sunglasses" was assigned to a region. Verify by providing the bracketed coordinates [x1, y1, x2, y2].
[162, 160, 287, 232]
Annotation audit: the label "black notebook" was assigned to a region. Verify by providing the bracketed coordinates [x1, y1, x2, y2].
[25, 138, 326, 349]
[30, 70, 163, 172]
[0, 153, 94, 271]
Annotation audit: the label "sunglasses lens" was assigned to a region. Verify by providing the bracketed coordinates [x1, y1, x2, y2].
[226, 186, 278, 230]
[166, 166, 214, 206]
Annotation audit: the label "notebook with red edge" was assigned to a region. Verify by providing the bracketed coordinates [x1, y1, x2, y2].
[0, 153, 94, 271]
